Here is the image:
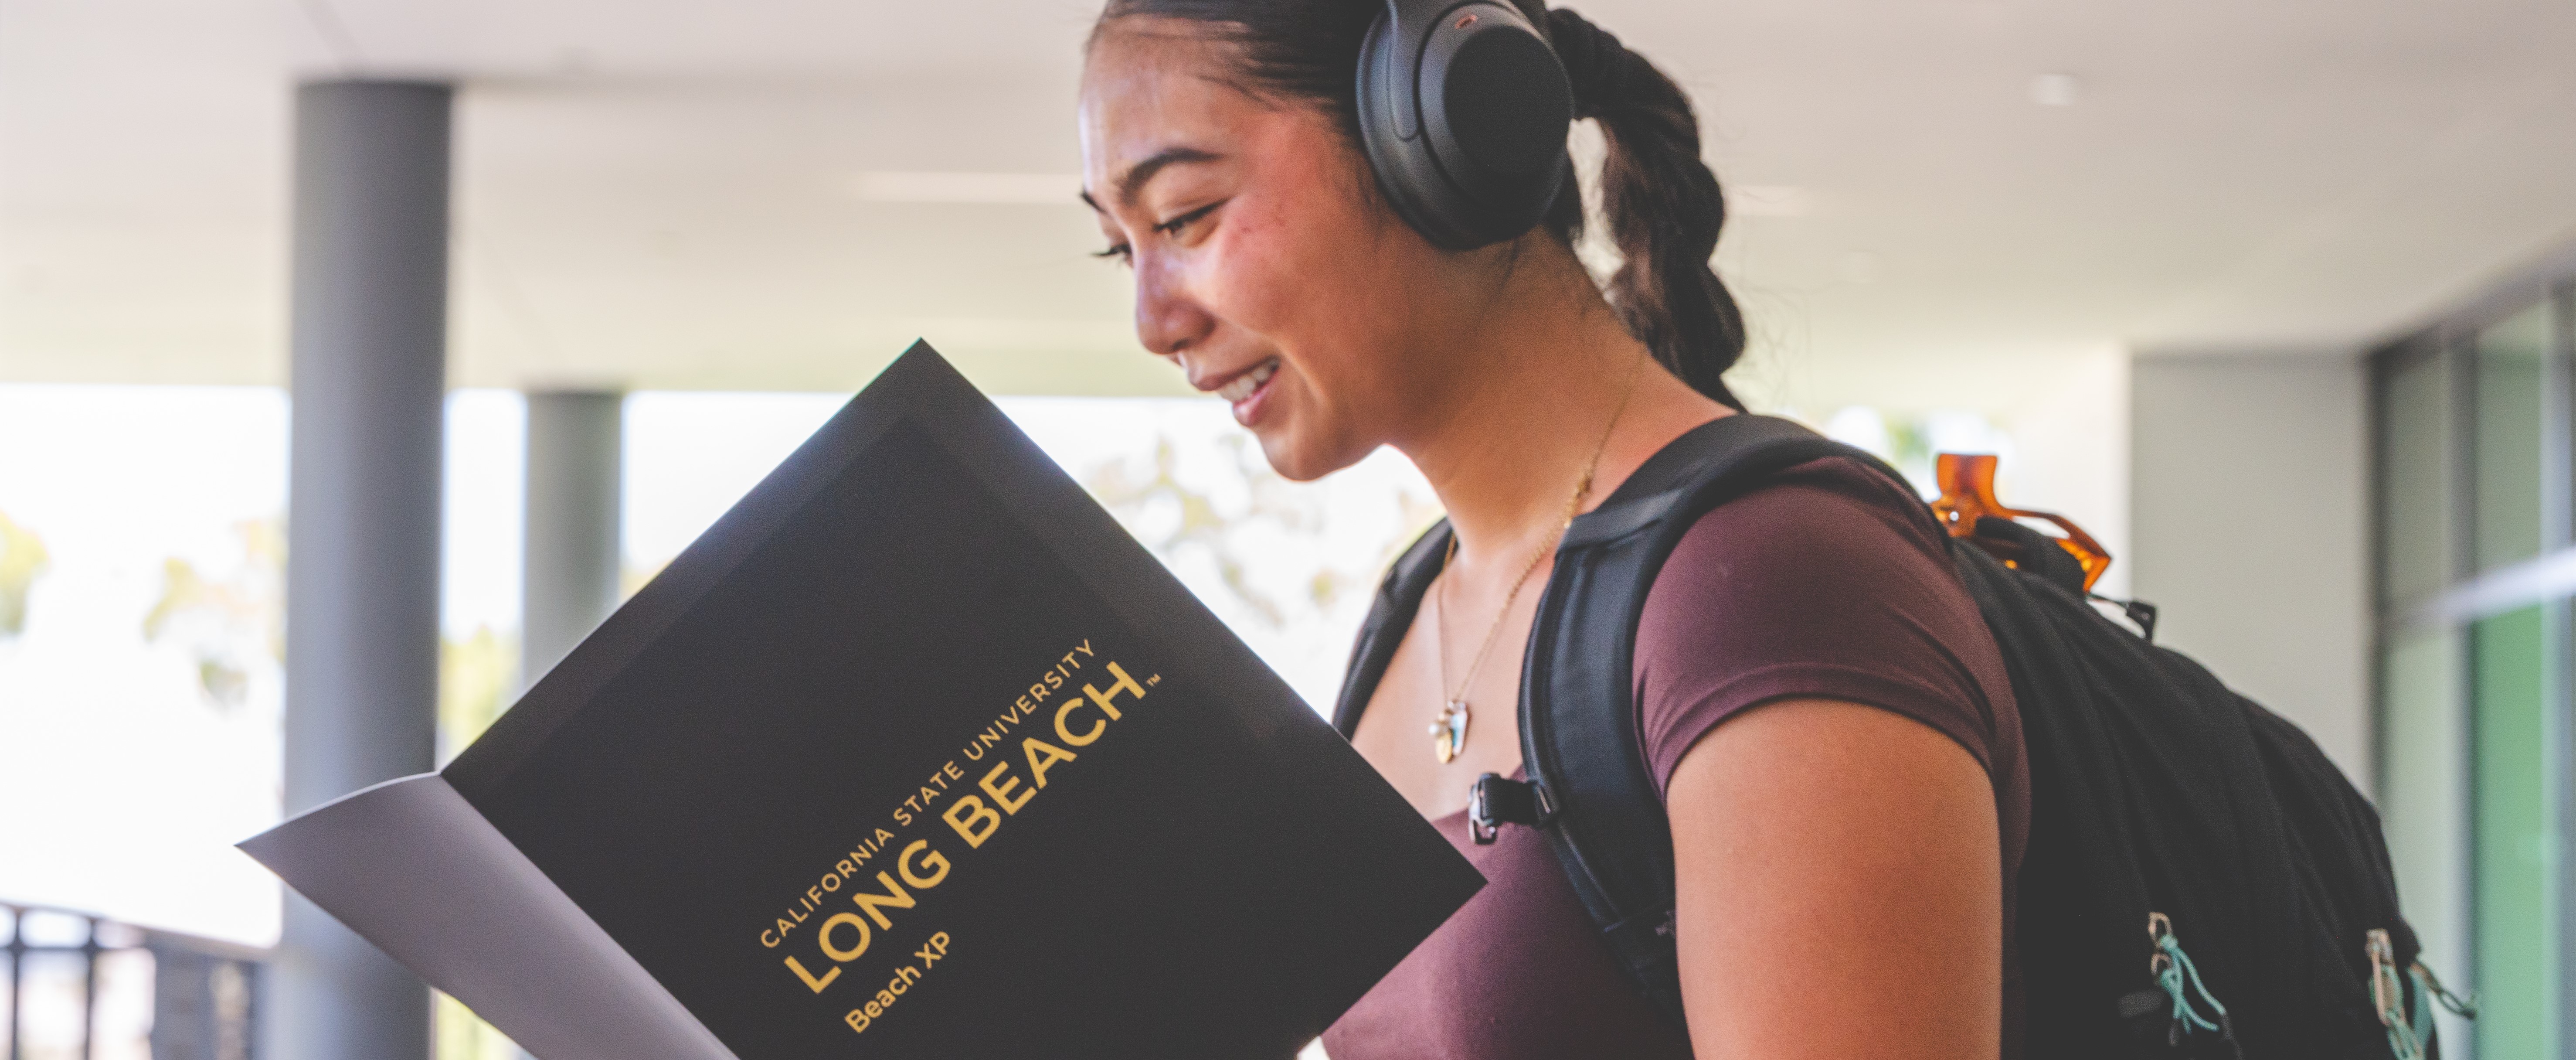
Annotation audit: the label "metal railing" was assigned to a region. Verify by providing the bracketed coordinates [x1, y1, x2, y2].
[3, 903, 264, 1060]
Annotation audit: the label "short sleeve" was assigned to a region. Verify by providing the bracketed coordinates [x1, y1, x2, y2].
[1631, 458, 2017, 798]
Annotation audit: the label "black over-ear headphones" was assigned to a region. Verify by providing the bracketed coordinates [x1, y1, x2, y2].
[1357, 0, 1575, 250]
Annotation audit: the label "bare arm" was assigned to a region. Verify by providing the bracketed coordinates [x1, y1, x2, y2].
[1667, 698, 2002, 1060]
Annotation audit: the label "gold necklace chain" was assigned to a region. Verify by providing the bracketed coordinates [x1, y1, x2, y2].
[1431, 351, 1649, 764]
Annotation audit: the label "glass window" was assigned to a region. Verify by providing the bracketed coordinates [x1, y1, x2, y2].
[2380, 280, 2574, 1060]
[2382, 347, 2455, 605]
[2474, 304, 2557, 572]
[2471, 603, 2562, 1060]
[2378, 628, 2474, 1052]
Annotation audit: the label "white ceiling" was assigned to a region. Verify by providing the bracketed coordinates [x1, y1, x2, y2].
[3, 0, 2574, 415]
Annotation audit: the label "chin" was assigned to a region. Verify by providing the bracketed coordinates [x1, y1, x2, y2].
[1252, 431, 1326, 483]
[1252, 423, 1366, 484]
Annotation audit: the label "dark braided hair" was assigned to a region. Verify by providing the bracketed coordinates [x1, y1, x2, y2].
[1546, 11, 1746, 409]
[1093, 0, 1748, 409]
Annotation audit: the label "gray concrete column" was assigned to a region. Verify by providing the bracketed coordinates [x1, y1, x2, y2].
[276, 79, 452, 1060]
[522, 390, 624, 688]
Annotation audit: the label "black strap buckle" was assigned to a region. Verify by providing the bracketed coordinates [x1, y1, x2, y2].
[1468, 773, 1554, 845]
[2088, 593, 2160, 641]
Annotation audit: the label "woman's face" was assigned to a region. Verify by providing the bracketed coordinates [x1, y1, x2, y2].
[1079, 23, 1463, 481]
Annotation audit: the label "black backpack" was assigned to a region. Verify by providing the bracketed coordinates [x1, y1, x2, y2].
[1332, 414, 2472, 1059]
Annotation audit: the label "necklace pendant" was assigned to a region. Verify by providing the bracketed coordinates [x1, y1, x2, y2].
[1429, 699, 1471, 764]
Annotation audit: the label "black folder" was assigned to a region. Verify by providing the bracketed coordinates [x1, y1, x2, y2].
[242, 342, 1481, 1059]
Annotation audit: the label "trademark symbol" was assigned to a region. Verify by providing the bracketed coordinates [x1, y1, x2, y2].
[1147, 674, 1162, 686]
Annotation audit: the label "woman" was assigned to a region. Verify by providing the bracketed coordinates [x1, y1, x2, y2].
[1078, 2, 2027, 1057]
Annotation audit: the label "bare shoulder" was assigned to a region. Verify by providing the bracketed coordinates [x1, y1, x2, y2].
[1666, 698, 2002, 1060]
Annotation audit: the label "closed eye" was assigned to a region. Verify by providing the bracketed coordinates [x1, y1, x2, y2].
[1094, 200, 1228, 266]
[1155, 199, 1226, 239]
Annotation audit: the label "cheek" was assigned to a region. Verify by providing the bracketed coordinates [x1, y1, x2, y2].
[1206, 198, 1398, 372]
[1199, 204, 1301, 327]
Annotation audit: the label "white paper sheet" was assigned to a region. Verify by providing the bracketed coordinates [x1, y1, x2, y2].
[240, 774, 738, 1060]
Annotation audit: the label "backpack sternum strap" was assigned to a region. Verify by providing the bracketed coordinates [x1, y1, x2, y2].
[1468, 773, 1555, 845]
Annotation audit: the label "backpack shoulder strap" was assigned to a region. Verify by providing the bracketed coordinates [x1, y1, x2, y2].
[1520, 413, 1901, 1023]
[1332, 518, 1453, 737]
[1330, 413, 1860, 739]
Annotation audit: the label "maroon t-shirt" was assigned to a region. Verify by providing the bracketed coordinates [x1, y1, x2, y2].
[1323, 457, 2029, 1059]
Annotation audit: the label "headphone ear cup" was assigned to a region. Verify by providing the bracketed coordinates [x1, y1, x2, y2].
[1357, 1, 1573, 250]
[1356, 9, 1458, 246]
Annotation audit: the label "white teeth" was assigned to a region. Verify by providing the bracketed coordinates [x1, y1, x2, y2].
[1217, 360, 1278, 403]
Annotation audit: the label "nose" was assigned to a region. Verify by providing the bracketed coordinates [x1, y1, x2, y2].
[1132, 252, 1215, 361]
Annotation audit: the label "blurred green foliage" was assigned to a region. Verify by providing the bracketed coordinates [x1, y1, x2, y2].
[0, 508, 47, 638]
[142, 519, 282, 710]
[436, 991, 525, 1060]
[439, 625, 518, 760]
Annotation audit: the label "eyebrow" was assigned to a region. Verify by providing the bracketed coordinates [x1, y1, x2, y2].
[1082, 146, 1224, 211]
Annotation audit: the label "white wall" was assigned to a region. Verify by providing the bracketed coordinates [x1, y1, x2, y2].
[2001, 347, 2134, 600]
[2129, 353, 2374, 788]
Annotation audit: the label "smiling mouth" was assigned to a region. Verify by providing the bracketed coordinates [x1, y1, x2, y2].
[1215, 358, 1279, 403]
